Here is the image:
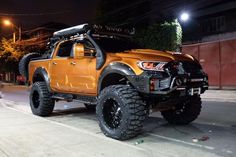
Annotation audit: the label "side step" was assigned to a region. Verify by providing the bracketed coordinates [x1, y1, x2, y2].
[51, 93, 97, 104]
[75, 95, 97, 105]
[51, 94, 73, 102]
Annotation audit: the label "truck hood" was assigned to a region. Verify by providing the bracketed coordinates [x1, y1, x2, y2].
[109, 49, 194, 62]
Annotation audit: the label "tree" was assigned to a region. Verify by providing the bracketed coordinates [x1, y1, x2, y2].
[134, 19, 182, 51]
[0, 33, 49, 74]
[1, 38, 23, 60]
[0, 38, 25, 73]
[96, 1, 182, 51]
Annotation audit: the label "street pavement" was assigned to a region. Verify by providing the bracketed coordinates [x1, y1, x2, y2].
[0, 85, 236, 157]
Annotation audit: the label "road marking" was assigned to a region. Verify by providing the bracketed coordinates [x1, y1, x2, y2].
[194, 120, 232, 128]
[0, 147, 9, 157]
[147, 133, 215, 150]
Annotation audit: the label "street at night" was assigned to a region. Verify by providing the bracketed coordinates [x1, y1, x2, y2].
[1, 0, 236, 157]
[0, 85, 236, 157]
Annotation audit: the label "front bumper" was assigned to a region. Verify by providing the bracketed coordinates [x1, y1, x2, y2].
[127, 71, 209, 96]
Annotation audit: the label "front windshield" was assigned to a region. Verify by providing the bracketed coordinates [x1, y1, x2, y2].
[92, 35, 142, 52]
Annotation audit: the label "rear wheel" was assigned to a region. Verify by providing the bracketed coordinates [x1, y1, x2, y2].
[161, 95, 202, 125]
[96, 85, 147, 140]
[30, 82, 55, 116]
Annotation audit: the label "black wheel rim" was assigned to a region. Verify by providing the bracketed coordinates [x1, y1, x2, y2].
[103, 98, 122, 129]
[174, 99, 190, 115]
[32, 91, 40, 109]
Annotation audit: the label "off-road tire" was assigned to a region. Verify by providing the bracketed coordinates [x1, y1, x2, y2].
[30, 82, 55, 116]
[96, 85, 147, 140]
[84, 104, 96, 111]
[161, 95, 202, 125]
[19, 53, 41, 79]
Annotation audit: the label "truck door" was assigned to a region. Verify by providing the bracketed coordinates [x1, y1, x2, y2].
[50, 40, 74, 92]
[67, 39, 97, 94]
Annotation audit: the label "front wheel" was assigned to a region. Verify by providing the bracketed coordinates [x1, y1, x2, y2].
[161, 95, 202, 125]
[96, 85, 147, 140]
[30, 82, 55, 116]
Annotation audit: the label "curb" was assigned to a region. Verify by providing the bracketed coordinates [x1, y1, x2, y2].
[202, 90, 236, 103]
[1, 84, 235, 103]
[202, 98, 236, 103]
[0, 83, 28, 89]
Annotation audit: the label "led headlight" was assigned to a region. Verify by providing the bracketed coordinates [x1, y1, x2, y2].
[137, 61, 167, 71]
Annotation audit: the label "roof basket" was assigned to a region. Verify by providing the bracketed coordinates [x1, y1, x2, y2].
[52, 24, 135, 39]
[93, 25, 135, 36]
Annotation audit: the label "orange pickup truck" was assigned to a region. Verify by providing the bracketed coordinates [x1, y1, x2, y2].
[19, 24, 208, 140]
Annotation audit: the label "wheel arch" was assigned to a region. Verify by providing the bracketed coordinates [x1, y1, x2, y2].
[98, 62, 135, 93]
[32, 67, 51, 92]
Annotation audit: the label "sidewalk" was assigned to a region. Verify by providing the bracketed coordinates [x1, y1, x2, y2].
[0, 101, 150, 157]
[202, 90, 236, 102]
[1, 82, 236, 102]
[0, 82, 28, 88]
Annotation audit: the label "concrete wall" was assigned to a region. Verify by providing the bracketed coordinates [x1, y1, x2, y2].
[182, 38, 236, 89]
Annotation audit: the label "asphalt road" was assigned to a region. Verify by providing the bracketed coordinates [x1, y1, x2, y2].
[1, 85, 236, 157]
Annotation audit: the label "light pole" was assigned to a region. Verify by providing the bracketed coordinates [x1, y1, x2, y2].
[3, 19, 21, 43]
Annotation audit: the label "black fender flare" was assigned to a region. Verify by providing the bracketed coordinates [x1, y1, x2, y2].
[32, 67, 51, 92]
[98, 62, 135, 93]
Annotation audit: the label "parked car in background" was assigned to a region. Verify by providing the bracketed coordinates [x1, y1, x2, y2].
[16, 75, 26, 85]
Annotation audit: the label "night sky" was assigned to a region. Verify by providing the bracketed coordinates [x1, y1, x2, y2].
[0, 0, 99, 31]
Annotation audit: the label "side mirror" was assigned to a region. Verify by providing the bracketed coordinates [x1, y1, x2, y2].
[73, 43, 84, 58]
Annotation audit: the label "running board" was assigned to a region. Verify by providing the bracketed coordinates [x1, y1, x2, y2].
[51, 93, 97, 104]
[51, 94, 73, 102]
[75, 95, 97, 105]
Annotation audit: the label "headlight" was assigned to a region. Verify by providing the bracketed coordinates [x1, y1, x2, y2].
[137, 61, 167, 71]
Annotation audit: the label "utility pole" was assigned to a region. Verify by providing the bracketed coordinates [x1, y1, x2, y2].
[13, 32, 16, 43]
[18, 26, 21, 41]
[13, 26, 21, 43]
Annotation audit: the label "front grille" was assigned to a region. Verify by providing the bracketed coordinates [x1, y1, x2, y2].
[186, 81, 205, 88]
[146, 71, 169, 78]
[164, 61, 202, 76]
[181, 61, 202, 74]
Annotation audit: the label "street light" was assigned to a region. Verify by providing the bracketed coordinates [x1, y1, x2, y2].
[2, 19, 21, 43]
[180, 12, 190, 22]
[3, 19, 11, 26]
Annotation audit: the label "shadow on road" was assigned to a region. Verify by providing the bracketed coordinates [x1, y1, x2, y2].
[52, 107, 95, 116]
[47, 107, 236, 157]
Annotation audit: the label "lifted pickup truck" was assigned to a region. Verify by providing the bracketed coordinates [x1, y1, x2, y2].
[19, 24, 208, 140]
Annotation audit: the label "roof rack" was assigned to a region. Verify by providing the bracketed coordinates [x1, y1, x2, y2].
[93, 25, 135, 36]
[53, 23, 89, 37]
[53, 24, 135, 38]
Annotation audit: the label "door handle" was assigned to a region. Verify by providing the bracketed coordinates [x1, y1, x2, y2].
[70, 62, 76, 65]
[52, 62, 57, 65]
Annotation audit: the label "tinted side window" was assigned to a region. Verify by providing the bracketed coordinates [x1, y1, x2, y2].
[57, 41, 73, 57]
